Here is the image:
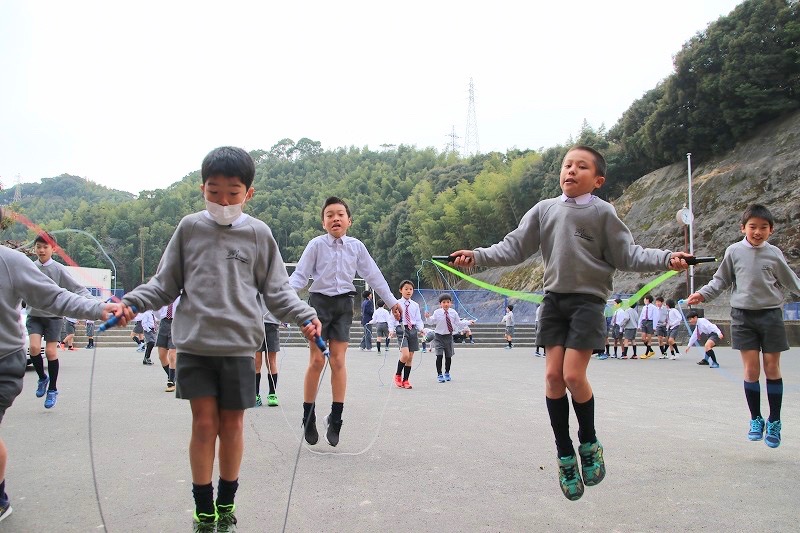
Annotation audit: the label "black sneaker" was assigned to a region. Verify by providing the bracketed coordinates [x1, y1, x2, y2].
[142, 358, 153, 365]
[0, 500, 12, 523]
[697, 359, 709, 365]
[303, 414, 318, 445]
[217, 504, 237, 532]
[325, 415, 343, 447]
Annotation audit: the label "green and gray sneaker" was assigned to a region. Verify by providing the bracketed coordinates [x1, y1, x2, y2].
[578, 440, 606, 486]
[217, 504, 238, 532]
[192, 511, 217, 532]
[557, 454, 585, 501]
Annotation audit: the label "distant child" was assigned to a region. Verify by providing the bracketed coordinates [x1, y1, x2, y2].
[26, 232, 95, 409]
[84, 319, 95, 349]
[611, 299, 626, 358]
[369, 299, 392, 354]
[534, 303, 545, 357]
[450, 145, 689, 500]
[289, 196, 399, 447]
[638, 295, 658, 358]
[654, 296, 670, 358]
[425, 293, 471, 382]
[687, 204, 800, 448]
[140, 309, 157, 366]
[684, 311, 723, 368]
[119, 146, 320, 531]
[58, 317, 77, 350]
[360, 290, 374, 351]
[255, 301, 282, 407]
[156, 295, 180, 392]
[420, 327, 434, 353]
[131, 313, 145, 352]
[502, 305, 515, 349]
[665, 299, 682, 359]
[621, 304, 639, 359]
[392, 280, 424, 389]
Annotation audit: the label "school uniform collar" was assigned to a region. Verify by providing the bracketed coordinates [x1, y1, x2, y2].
[324, 233, 348, 245]
[35, 258, 55, 267]
[741, 237, 766, 249]
[560, 193, 595, 205]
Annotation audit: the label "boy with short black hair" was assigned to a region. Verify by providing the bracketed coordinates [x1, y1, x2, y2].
[684, 311, 723, 368]
[654, 296, 670, 358]
[290, 196, 399, 447]
[638, 295, 658, 358]
[392, 280, 423, 388]
[665, 299, 682, 359]
[369, 299, 392, 354]
[425, 293, 471, 382]
[687, 203, 800, 448]
[26, 231, 95, 409]
[119, 146, 321, 532]
[451, 145, 689, 500]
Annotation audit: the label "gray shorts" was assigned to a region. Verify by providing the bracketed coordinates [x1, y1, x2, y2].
[26, 316, 62, 342]
[623, 328, 637, 341]
[396, 326, 420, 352]
[505, 326, 515, 336]
[611, 324, 623, 340]
[703, 333, 721, 344]
[655, 324, 668, 337]
[86, 322, 95, 337]
[156, 320, 175, 349]
[0, 350, 26, 424]
[434, 333, 455, 358]
[258, 323, 281, 353]
[640, 320, 654, 335]
[133, 322, 144, 334]
[61, 320, 76, 337]
[538, 292, 607, 350]
[175, 353, 256, 410]
[144, 329, 157, 344]
[375, 323, 389, 338]
[309, 293, 354, 343]
[730, 307, 789, 352]
[667, 326, 680, 340]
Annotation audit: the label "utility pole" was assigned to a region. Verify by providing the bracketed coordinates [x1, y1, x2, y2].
[445, 125, 460, 155]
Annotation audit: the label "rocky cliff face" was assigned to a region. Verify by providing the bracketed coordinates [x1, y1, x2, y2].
[472, 110, 800, 319]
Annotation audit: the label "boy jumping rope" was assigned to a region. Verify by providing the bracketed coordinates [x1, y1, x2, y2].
[687, 204, 800, 448]
[450, 145, 689, 500]
[119, 146, 321, 532]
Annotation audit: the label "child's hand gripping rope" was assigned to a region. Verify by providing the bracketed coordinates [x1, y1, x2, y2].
[302, 319, 328, 357]
[98, 305, 137, 332]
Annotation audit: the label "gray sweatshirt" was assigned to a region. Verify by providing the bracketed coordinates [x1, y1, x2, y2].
[0, 246, 104, 359]
[27, 259, 92, 317]
[697, 239, 800, 310]
[122, 212, 317, 358]
[473, 198, 672, 300]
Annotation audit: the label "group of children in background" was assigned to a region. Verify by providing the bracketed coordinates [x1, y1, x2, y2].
[2, 145, 797, 531]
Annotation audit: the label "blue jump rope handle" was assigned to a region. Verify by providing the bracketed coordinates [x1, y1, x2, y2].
[98, 305, 137, 332]
[302, 320, 328, 354]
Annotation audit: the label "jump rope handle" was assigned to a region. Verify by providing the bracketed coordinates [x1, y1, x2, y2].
[431, 255, 459, 263]
[302, 319, 329, 354]
[685, 256, 716, 265]
[98, 305, 138, 332]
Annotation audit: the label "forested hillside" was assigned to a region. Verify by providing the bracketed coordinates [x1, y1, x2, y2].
[1, 0, 797, 296]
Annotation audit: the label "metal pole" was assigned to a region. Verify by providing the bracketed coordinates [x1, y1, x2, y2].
[686, 153, 694, 294]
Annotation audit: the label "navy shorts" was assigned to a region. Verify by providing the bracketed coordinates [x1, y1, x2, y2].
[26, 316, 62, 342]
[730, 307, 789, 352]
[537, 292, 607, 350]
[175, 353, 256, 410]
[258, 323, 281, 353]
[309, 293, 354, 343]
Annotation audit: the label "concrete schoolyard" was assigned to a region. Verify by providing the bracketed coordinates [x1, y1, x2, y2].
[2, 344, 798, 532]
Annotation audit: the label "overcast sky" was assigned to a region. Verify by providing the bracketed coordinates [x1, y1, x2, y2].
[0, 0, 743, 195]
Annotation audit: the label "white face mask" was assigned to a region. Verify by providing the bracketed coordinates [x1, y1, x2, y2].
[205, 200, 244, 225]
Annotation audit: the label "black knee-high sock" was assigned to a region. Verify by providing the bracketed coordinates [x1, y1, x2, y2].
[216, 477, 239, 508]
[302, 402, 315, 423]
[572, 395, 597, 444]
[632, 345, 637, 356]
[133, 337, 142, 346]
[706, 350, 717, 364]
[31, 354, 46, 380]
[169, 367, 175, 382]
[766, 378, 783, 422]
[644, 343, 650, 352]
[144, 341, 155, 359]
[546, 395, 573, 457]
[402, 365, 411, 381]
[192, 482, 214, 516]
[605, 344, 609, 354]
[47, 359, 59, 391]
[396, 360, 405, 375]
[660, 345, 667, 354]
[622, 346, 628, 357]
[445, 356, 452, 373]
[377, 342, 381, 353]
[743, 380, 761, 419]
[613, 346, 618, 356]
[269, 373, 278, 395]
[435, 354, 443, 375]
[385, 339, 390, 349]
[163, 364, 170, 378]
[331, 401, 344, 422]
[255, 372, 261, 394]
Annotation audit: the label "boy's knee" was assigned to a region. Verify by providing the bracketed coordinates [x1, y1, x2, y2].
[544, 370, 565, 390]
[563, 373, 586, 391]
[192, 417, 218, 438]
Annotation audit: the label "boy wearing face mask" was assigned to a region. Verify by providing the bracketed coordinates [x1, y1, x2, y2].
[119, 146, 322, 532]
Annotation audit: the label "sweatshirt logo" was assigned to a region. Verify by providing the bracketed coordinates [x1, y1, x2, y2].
[574, 226, 594, 242]
[227, 249, 249, 264]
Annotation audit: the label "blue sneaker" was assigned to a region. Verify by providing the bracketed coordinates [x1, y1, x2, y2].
[709, 362, 719, 368]
[437, 374, 446, 383]
[444, 372, 451, 381]
[557, 454, 584, 501]
[597, 353, 609, 360]
[36, 376, 49, 398]
[44, 390, 58, 409]
[748, 416, 765, 441]
[765, 419, 782, 448]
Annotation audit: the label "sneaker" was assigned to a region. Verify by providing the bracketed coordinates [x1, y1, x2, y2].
[470, 339, 475, 344]
[136, 344, 146, 352]
[557, 454, 585, 501]
[534, 351, 542, 357]
[44, 390, 58, 409]
[578, 440, 606, 486]
[36, 376, 49, 398]
[68, 346, 76, 351]
[765, 419, 782, 448]
[597, 353, 609, 360]
[142, 358, 153, 365]
[216, 504, 237, 532]
[697, 359, 709, 365]
[303, 414, 318, 445]
[444, 372, 451, 381]
[504, 346, 511, 350]
[709, 362, 719, 369]
[630, 355, 638, 359]
[421, 348, 427, 353]
[748, 416, 765, 441]
[0, 500, 12, 523]
[325, 415, 343, 447]
[394, 374, 403, 388]
[85, 344, 92, 349]
[401, 380, 413, 389]
[620, 355, 628, 359]
[267, 394, 279, 406]
[192, 511, 217, 532]
[165, 381, 176, 393]
[658, 354, 667, 359]
[255, 395, 262, 407]
[437, 374, 446, 383]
